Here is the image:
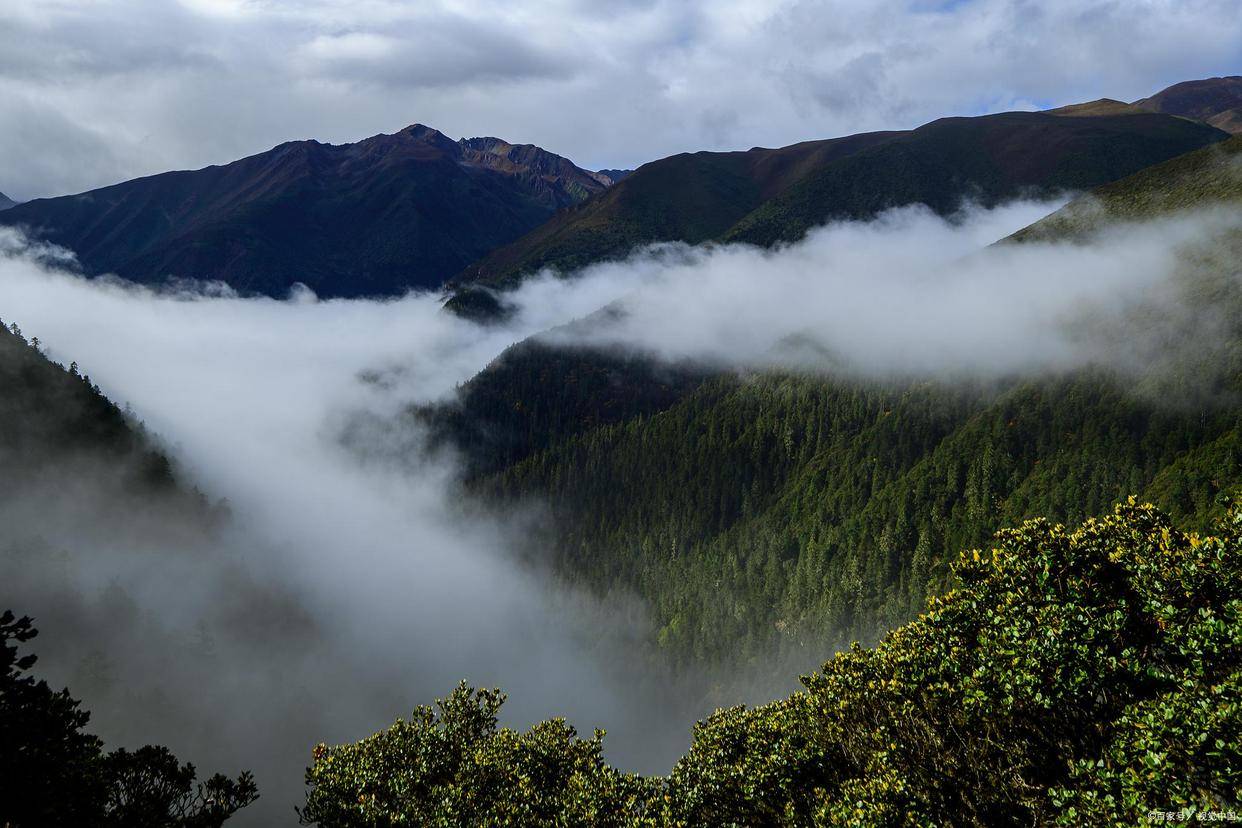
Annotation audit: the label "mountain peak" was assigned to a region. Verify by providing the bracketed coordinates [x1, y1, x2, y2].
[393, 123, 465, 153]
[400, 123, 451, 142]
[0, 123, 610, 297]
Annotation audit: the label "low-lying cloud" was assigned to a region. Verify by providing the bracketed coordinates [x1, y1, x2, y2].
[515, 201, 1242, 385]
[0, 198, 1239, 824]
[0, 230, 714, 825]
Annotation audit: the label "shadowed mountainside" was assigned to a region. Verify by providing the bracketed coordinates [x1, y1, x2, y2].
[449, 110, 1227, 299]
[1008, 134, 1242, 243]
[428, 127, 1242, 669]
[0, 126, 611, 298]
[0, 316, 210, 525]
[1134, 75, 1242, 134]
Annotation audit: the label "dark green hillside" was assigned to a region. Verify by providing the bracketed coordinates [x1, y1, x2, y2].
[0, 318, 209, 525]
[420, 339, 708, 477]
[302, 501, 1242, 827]
[1009, 134, 1242, 242]
[467, 369, 1242, 666]
[0, 320, 168, 488]
[452, 110, 1225, 294]
[429, 123, 1242, 670]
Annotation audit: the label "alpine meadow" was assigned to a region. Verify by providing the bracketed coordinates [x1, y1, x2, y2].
[1, 3, 1241, 826]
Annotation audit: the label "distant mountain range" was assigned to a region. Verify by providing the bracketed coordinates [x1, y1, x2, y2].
[1, 76, 1239, 304]
[0, 126, 610, 297]
[448, 109, 1226, 303]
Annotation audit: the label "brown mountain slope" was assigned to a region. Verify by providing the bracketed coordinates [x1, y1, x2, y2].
[0, 125, 609, 298]
[1134, 75, 1242, 134]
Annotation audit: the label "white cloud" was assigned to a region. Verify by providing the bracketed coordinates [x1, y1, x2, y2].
[0, 228, 714, 823]
[0, 0, 1239, 199]
[1, 196, 1238, 821]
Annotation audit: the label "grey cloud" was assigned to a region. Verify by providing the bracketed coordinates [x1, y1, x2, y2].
[1, 194, 1238, 825]
[0, 0, 1239, 198]
[293, 17, 575, 90]
[0, 94, 135, 200]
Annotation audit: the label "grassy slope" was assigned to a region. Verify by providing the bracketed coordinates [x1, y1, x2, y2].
[1134, 75, 1242, 134]
[1009, 134, 1242, 242]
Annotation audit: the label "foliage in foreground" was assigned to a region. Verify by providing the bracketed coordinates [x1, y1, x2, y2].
[302, 500, 1241, 826]
[0, 610, 258, 827]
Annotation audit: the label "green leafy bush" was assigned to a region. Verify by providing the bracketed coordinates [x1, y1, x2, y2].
[299, 685, 655, 827]
[302, 499, 1241, 826]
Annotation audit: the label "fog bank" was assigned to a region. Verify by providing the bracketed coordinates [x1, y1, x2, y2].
[1, 197, 1236, 823]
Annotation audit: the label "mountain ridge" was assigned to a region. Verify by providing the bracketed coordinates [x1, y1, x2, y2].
[448, 109, 1227, 299]
[1134, 75, 1242, 134]
[0, 124, 610, 298]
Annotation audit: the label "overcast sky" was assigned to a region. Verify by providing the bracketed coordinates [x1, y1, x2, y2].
[1, 0, 1240, 200]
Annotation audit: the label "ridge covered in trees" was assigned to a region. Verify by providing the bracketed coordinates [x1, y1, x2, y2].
[0, 609, 258, 826]
[425, 134, 1242, 669]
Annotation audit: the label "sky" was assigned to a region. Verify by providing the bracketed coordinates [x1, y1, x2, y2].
[0, 0, 1240, 200]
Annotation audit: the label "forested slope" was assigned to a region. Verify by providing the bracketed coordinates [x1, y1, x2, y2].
[0, 321, 258, 823]
[0, 317, 197, 510]
[429, 136, 1242, 669]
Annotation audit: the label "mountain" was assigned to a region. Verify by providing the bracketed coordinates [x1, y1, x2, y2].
[1045, 97, 1143, 117]
[425, 126, 1242, 670]
[0, 191, 15, 211]
[0, 126, 610, 298]
[1008, 133, 1242, 243]
[596, 168, 633, 183]
[449, 110, 1227, 298]
[1134, 75, 1242, 134]
[0, 317, 199, 509]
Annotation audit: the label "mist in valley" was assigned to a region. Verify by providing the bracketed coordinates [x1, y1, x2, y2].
[1, 196, 1239, 823]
